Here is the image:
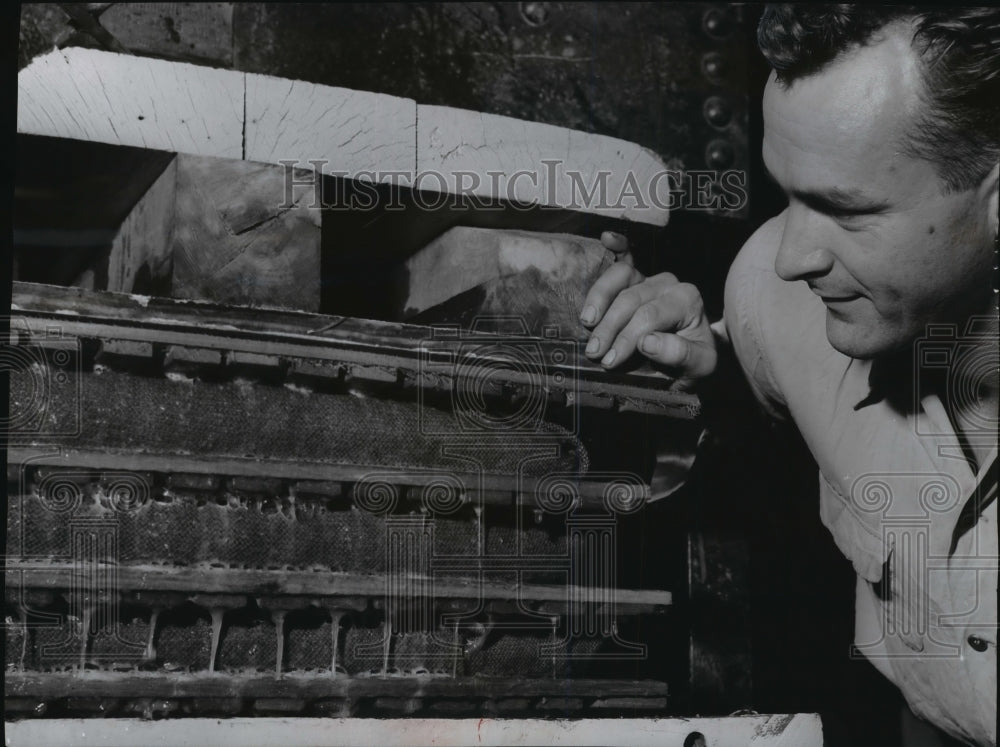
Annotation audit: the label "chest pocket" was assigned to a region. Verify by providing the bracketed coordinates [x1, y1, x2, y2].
[872, 543, 934, 652]
[837, 470, 968, 654]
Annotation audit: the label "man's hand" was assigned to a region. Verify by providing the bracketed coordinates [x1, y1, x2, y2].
[580, 232, 718, 387]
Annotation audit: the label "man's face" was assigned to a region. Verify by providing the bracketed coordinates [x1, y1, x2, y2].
[761, 23, 998, 359]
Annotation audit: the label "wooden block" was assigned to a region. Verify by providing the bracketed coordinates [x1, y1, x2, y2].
[226, 476, 283, 495]
[16, 135, 177, 289]
[164, 345, 223, 366]
[93, 338, 159, 371]
[418, 104, 671, 226]
[537, 697, 584, 711]
[427, 700, 478, 714]
[289, 480, 344, 499]
[226, 351, 283, 369]
[188, 594, 246, 609]
[17, 48, 243, 158]
[245, 74, 415, 178]
[400, 226, 613, 339]
[590, 697, 668, 710]
[167, 473, 220, 492]
[289, 360, 343, 381]
[373, 698, 423, 715]
[486, 697, 532, 713]
[252, 699, 305, 714]
[105, 157, 177, 294]
[343, 364, 399, 385]
[98, 3, 235, 66]
[172, 154, 321, 311]
[98, 340, 155, 359]
[311, 699, 353, 717]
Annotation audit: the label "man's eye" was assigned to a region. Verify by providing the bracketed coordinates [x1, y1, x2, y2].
[830, 210, 876, 229]
[830, 209, 865, 219]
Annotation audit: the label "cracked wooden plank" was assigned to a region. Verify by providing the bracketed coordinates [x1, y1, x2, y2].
[172, 154, 321, 310]
[19, 47, 669, 234]
[4, 715, 822, 746]
[17, 47, 243, 158]
[245, 74, 416, 178]
[418, 104, 671, 227]
[19, 48, 668, 221]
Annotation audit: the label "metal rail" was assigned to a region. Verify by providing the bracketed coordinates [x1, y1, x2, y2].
[10, 282, 700, 419]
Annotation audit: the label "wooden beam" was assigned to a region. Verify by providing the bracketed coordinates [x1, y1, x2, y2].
[4, 564, 671, 609]
[245, 74, 415, 178]
[17, 47, 243, 157]
[5, 674, 669, 701]
[18, 49, 670, 226]
[3, 715, 823, 746]
[417, 105, 671, 226]
[5, 446, 644, 506]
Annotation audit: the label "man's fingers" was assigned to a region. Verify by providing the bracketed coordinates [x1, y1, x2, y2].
[601, 230, 629, 254]
[580, 261, 643, 328]
[601, 231, 633, 266]
[584, 273, 680, 360]
[594, 291, 688, 367]
[639, 331, 718, 380]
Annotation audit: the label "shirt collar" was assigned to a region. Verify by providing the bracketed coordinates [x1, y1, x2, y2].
[852, 345, 931, 413]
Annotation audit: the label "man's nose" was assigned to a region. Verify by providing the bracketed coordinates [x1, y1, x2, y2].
[774, 206, 836, 281]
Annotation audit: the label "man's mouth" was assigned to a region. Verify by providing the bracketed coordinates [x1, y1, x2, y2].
[810, 287, 862, 304]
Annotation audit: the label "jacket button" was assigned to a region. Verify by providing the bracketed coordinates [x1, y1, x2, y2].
[968, 635, 989, 652]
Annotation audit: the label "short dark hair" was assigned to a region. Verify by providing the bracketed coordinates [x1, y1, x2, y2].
[757, 5, 1000, 192]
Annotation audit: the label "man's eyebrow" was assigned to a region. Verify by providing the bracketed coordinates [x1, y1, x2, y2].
[796, 186, 890, 213]
[761, 162, 889, 213]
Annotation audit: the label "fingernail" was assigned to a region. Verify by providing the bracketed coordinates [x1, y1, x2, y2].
[601, 349, 617, 366]
[641, 334, 657, 354]
[580, 305, 596, 325]
[585, 336, 600, 356]
[603, 231, 629, 255]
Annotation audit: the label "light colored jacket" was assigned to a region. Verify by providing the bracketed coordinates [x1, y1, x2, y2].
[723, 212, 997, 747]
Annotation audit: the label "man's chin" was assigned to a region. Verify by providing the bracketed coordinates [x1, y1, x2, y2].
[824, 313, 889, 360]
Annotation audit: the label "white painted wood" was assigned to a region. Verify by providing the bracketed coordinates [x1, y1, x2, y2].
[245, 74, 416, 178]
[17, 48, 243, 158]
[3, 715, 823, 746]
[418, 105, 671, 226]
[18, 49, 669, 224]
